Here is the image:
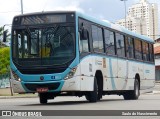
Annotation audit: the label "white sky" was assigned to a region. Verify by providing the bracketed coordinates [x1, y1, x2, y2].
[0, 0, 160, 33]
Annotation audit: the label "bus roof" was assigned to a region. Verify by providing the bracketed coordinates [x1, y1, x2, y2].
[13, 11, 75, 17]
[13, 11, 154, 44]
[76, 11, 154, 44]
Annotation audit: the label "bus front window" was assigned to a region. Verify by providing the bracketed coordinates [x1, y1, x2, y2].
[12, 25, 75, 67]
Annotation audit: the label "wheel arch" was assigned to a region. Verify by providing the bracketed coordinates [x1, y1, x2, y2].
[95, 70, 103, 91]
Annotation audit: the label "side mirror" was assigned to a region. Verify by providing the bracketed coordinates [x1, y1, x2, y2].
[3, 31, 7, 42]
[80, 29, 88, 40]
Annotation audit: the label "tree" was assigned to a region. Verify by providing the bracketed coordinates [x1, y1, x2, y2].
[0, 26, 10, 75]
[0, 47, 10, 74]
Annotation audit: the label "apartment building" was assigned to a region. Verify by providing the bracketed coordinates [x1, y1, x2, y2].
[116, 0, 158, 40]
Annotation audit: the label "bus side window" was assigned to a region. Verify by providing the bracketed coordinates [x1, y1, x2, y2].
[91, 25, 104, 53]
[142, 41, 149, 61]
[149, 44, 154, 62]
[115, 33, 125, 57]
[134, 39, 142, 60]
[125, 37, 134, 58]
[104, 29, 115, 55]
[79, 29, 89, 53]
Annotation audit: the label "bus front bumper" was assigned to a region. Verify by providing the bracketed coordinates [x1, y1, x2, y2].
[11, 79, 64, 93]
[10, 76, 82, 93]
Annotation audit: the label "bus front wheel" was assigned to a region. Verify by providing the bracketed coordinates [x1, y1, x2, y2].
[123, 79, 140, 100]
[39, 93, 48, 104]
[85, 77, 98, 102]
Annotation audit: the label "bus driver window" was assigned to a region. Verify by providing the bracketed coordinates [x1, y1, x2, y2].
[40, 41, 52, 57]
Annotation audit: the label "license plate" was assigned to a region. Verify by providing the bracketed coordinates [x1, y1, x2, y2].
[36, 87, 48, 93]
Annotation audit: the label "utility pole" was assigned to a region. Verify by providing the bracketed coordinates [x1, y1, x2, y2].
[120, 0, 127, 28]
[21, 0, 23, 14]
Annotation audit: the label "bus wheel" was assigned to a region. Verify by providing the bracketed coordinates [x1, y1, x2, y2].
[123, 79, 140, 100]
[39, 93, 48, 104]
[85, 77, 98, 102]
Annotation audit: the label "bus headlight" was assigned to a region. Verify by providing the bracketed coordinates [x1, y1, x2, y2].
[64, 67, 77, 80]
[11, 70, 21, 82]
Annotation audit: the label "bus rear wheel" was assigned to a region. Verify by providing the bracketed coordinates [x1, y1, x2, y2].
[39, 93, 48, 104]
[85, 77, 98, 102]
[123, 79, 140, 100]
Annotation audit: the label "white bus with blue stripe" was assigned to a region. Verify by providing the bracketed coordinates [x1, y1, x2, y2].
[10, 11, 155, 104]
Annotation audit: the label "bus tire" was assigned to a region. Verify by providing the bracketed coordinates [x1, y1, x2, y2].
[39, 93, 48, 104]
[123, 79, 140, 100]
[85, 77, 98, 102]
[97, 79, 103, 100]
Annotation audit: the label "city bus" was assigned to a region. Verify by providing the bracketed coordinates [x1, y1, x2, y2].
[8, 11, 155, 104]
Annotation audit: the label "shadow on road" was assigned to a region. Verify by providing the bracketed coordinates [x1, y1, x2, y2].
[20, 98, 124, 106]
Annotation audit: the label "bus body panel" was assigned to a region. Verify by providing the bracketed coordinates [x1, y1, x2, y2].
[117, 59, 127, 90]
[11, 55, 154, 93]
[10, 72, 26, 93]
[79, 55, 155, 92]
[61, 64, 81, 91]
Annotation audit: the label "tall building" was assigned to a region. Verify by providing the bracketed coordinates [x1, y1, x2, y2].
[116, 0, 158, 40]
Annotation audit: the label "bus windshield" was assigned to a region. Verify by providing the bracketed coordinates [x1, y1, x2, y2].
[12, 24, 75, 67]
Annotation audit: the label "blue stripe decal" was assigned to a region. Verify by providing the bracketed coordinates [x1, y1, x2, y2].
[109, 58, 116, 90]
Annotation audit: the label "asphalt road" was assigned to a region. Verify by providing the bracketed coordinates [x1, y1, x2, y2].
[0, 94, 160, 119]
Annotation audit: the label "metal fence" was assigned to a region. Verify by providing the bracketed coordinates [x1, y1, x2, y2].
[0, 73, 10, 88]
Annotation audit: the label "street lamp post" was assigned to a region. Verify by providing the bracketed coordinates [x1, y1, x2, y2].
[21, 0, 23, 14]
[120, 0, 127, 28]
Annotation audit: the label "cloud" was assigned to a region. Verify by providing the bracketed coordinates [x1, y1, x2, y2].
[0, 0, 85, 27]
[43, 0, 85, 13]
[23, 0, 84, 13]
[0, 0, 21, 28]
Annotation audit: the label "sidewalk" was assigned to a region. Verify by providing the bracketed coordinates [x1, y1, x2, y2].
[0, 93, 38, 99]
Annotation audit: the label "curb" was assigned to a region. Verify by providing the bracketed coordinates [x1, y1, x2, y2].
[145, 91, 160, 95]
[153, 91, 160, 94]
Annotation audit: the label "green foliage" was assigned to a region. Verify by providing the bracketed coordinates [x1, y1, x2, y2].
[0, 47, 10, 74]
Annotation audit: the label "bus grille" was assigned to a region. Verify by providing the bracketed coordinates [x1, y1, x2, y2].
[24, 83, 60, 91]
[19, 68, 66, 74]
